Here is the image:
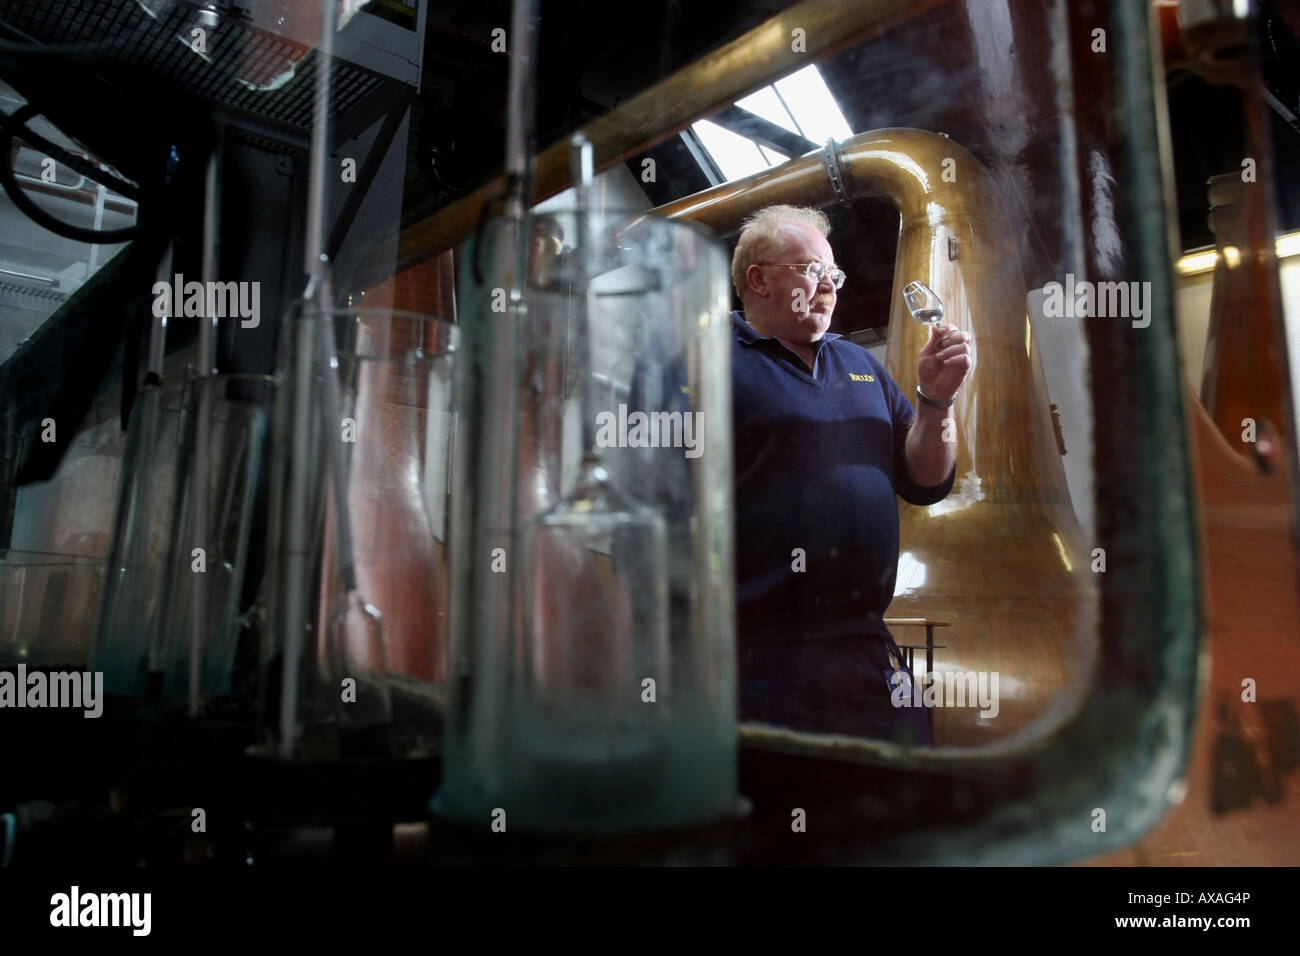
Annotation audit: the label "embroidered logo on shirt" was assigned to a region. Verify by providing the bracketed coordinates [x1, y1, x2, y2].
[849, 372, 876, 382]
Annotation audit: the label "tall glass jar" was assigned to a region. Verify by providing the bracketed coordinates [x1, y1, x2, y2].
[255, 307, 457, 762]
[434, 208, 736, 832]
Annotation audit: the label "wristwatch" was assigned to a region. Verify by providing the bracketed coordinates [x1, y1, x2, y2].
[916, 386, 957, 409]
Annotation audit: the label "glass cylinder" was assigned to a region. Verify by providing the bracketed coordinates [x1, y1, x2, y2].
[2, 550, 105, 669]
[255, 308, 457, 761]
[151, 373, 273, 710]
[434, 208, 736, 832]
[90, 381, 185, 695]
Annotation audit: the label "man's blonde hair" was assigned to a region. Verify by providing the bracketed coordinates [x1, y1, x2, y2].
[731, 205, 832, 300]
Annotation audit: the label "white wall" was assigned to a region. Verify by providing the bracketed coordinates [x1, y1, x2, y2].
[1284, 261, 1300, 453]
[1175, 270, 1215, 396]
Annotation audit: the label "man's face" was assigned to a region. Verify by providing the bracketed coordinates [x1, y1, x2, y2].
[748, 222, 839, 343]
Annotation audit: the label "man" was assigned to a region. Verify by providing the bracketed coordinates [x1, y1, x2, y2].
[730, 204, 973, 746]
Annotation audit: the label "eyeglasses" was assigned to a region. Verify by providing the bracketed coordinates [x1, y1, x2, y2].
[762, 261, 847, 289]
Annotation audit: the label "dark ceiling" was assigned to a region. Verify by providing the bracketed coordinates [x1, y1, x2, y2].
[405, 0, 793, 224]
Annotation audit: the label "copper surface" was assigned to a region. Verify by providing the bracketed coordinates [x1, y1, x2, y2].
[1199, 179, 1292, 467]
[334, 272, 459, 684]
[1079, 6, 1300, 856]
[659, 128, 1098, 749]
[1082, 387, 1300, 864]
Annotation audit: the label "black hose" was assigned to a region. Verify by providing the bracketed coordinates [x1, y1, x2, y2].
[0, 107, 139, 199]
[0, 104, 144, 243]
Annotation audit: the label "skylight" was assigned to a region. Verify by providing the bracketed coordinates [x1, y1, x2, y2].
[734, 86, 800, 135]
[691, 119, 776, 181]
[765, 64, 853, 144]
[688, 65, 851, 184]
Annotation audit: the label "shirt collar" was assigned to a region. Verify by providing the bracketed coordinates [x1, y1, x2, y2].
[731, 310, 842, 346]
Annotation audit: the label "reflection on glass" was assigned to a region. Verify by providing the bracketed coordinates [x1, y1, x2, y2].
[2, 553, 105, 669]
[154, 374, 272, 709]
[519, 456, 670, 814]
[257, 309, 455, 762]
[91, 383, 183, 695]
[516, 143, 670, 803]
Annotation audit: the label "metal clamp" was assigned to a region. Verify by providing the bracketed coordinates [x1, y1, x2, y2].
[822, 138, 851, 207]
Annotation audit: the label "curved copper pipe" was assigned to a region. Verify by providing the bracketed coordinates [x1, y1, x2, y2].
[656, 129, 1097, 749]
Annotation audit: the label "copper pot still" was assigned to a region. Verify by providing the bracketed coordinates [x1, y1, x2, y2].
[658, 129, 1099, 750]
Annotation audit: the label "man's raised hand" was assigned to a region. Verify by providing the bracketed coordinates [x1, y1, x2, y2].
[917, 324, 974, 401]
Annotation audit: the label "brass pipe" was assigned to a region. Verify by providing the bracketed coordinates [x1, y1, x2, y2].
[657, 128, 1097, 749]
[362, 0, 946, 280]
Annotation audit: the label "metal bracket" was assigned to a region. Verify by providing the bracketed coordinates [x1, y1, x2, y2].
[326, 91, 412, 262]
[822, 138, 851, 207]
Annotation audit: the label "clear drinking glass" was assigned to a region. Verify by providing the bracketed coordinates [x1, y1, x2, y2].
[903, 279, 944, 326]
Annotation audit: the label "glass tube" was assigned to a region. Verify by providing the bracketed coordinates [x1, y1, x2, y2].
[151, 373, 273, 710]
[90, 381, 185, 695]
[2, 551, 106, 669]
[436, 208, 737, 832]
[256, 308, 457, 761]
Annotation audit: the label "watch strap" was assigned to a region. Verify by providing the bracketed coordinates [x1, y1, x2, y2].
[916, 386, 957, 409]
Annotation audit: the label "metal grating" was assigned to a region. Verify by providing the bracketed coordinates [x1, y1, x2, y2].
[1, 0, 386, 135]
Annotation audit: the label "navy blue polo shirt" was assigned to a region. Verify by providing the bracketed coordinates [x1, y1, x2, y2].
[731, 310, 954, 648]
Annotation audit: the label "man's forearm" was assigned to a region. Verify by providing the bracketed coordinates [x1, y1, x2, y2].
[905, 403, 956, 486]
